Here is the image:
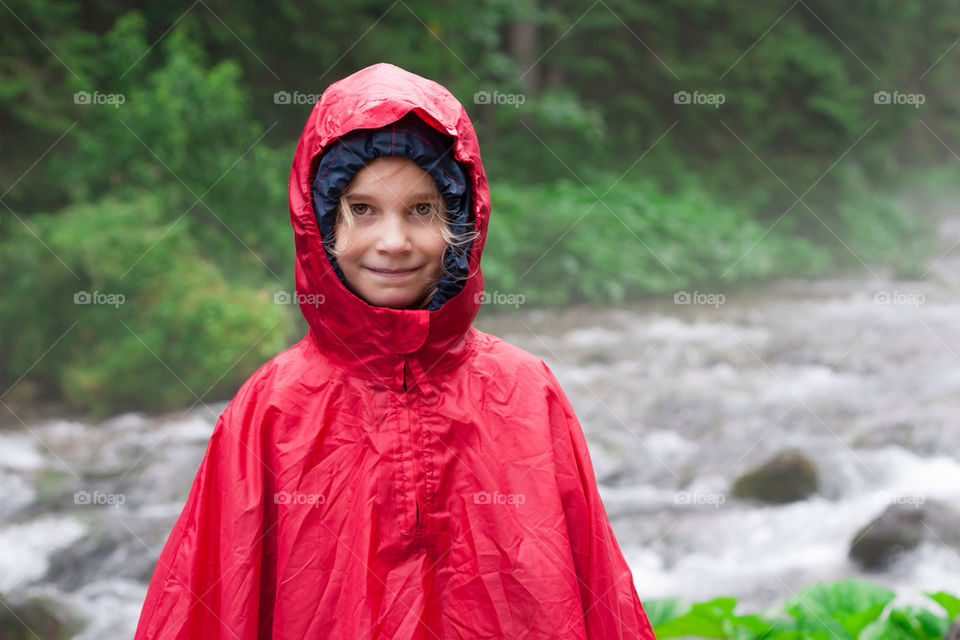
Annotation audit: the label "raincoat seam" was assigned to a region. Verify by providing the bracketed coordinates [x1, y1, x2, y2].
[314, 142, 348, 183]
[411, 392, 437, 512]
[439, 167, 463, 190]
[392, 390, 416, 534]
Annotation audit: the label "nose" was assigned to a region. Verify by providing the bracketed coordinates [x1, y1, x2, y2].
[375, 213, 413, 254]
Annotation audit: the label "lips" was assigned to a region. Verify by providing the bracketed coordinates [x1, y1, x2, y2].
[366, 266, 419, 277]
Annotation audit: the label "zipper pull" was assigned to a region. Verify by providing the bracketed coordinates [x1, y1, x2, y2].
[403, 357, 434, 397]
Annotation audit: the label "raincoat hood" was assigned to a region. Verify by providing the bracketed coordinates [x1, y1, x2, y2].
[289, 63, 489, 381]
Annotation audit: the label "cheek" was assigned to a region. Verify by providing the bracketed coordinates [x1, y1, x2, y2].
[423, 232, 448, 265]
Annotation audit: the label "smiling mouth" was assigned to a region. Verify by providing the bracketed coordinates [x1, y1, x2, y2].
[366, 267, 419, 277]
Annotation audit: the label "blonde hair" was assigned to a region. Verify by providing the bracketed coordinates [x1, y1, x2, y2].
[329, 174, 479, 310]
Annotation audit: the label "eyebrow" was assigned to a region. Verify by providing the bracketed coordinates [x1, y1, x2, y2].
[344, 192, 439, 202]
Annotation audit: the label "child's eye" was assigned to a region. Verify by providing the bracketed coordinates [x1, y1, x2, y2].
[349, 203, 371, 216]
[413, 202, 434, 216]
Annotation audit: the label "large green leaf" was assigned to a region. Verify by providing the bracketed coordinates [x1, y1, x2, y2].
[784, 580, 895, 639]
[653, 597, 737, 638]
[927, 591, 960, 620]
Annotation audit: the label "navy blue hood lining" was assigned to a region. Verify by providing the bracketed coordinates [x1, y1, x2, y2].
[311, 112, 473, 311]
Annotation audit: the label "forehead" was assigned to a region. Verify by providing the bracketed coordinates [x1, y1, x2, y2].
[345, 157, 440, 197]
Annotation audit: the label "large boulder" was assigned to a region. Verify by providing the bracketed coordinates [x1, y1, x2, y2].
[731, 449, 819, 504]
[849, 500, 960, 571]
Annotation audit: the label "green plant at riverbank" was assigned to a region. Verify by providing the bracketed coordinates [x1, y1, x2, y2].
[481, 174, 934, 307]
[0, 191, 292, 417]
[645, 580, 960, 639]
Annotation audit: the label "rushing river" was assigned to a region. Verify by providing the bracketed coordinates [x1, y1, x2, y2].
[1, 221, 959, 638]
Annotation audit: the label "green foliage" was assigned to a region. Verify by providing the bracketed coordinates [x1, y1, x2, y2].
[484, 176, 835, 306]
[49, 16, 292, 278]
[0, 192, 292, 417]
[58, 20, 257, 197]
[1, 2, 955, 414]
[478, 85, 608, 184]
[652, 596, 756, 638]
[831, 169, 938, 279]
[785, 580, 895, 638]
[648, 580, 960, 640]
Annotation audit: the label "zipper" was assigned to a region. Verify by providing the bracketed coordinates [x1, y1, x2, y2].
[399, 357, 418, 534]
[399, 356, 430, 535]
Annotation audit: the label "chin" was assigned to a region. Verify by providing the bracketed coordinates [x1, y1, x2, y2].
[364, 291, 422, 310]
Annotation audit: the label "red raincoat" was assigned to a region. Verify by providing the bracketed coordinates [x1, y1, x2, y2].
[134, 62, 656, 640]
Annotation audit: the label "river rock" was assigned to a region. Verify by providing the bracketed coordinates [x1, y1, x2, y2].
[730, 449, 819, 504]
[849, 500, 960, 571]
[45, 516, 164, 589]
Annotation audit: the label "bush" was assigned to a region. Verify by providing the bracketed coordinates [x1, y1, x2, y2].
[0, 191, 292, 417]
[482, 176, 833, 306]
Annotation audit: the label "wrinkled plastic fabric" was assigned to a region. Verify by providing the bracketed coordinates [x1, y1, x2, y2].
[134, 62, 656, 640]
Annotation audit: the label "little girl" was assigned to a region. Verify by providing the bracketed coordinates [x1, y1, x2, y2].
[135, 62, 655, 640]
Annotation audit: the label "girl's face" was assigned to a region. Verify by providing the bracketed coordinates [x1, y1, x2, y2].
[334, 157, 447, 310]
